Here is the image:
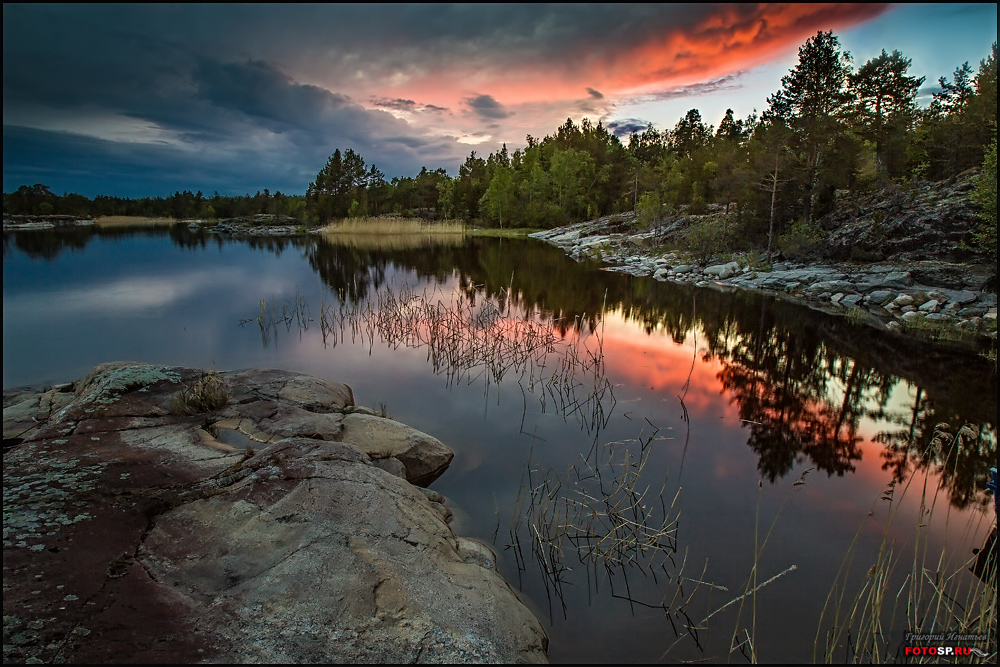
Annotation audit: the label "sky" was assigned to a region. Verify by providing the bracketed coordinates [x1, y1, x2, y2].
[3, 3, 997, 198]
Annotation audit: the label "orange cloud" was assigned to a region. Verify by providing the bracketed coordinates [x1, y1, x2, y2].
[379, 4, 891, 109]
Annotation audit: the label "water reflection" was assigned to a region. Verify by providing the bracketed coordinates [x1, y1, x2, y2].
[299, 234, 997, 511]
[4, 227, 996, 662]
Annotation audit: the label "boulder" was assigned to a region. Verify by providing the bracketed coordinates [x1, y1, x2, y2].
[340, 413, 455, 487]
[703, 261, 740, 279]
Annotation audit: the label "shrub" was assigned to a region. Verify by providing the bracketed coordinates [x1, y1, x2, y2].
[776, 219, 825, 260]
[682, 217, 732, 262]
[970, 136, 996, 257]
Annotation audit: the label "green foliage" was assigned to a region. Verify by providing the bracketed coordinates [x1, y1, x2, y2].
[849, 50, 923, 180]
[8, 35, 996, 252]
[681, 217, 734, 262]
[2, 185, 308, 221]
[971, 135, 997, 256]
[635, 192, 661, 229]
[776, 219, 825, 260]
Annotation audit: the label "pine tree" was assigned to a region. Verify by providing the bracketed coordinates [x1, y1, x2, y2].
[766, 31, 854, 220]
[850, 50, 923, 178]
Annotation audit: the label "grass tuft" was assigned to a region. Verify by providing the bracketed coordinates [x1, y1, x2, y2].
[170, 371, 229, 415]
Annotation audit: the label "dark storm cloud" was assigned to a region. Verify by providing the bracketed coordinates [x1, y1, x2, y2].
[587, 88, 604, 99]
[625, 73, 746, 105]
[2, 4, 893, 195]
[606, 119, 653, 138]
[464, 95, 512, 120]
[1, 125, 306, 198]
[370, 97, 449, 113]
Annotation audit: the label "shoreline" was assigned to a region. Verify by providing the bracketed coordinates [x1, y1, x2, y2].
[530, 215, 997, 351]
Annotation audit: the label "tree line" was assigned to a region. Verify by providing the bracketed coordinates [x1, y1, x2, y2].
[5, 32, 996, 251]
[306, 33, 996, 245]
[3, 185, 307, 221]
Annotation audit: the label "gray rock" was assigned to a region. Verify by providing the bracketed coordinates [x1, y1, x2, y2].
[867, 290, 895, 306]
[672, 264, 696, 274]
[703, 261, 740, 279]
[918, 299, 940, 313]
[882, 271, 913, 287]
[841, 294, 864, 307]
[893, 294, 915, 307]
[340, 413, 455, 487]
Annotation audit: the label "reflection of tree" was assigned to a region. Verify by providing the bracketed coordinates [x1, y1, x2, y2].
[874, 389, 997, 510]
[305, 239, 391, 302]
[4, 225, 221, 260]
[11, 228, 992, 509]
[6, 228, 95, 260]
[712, 311, 875, 480]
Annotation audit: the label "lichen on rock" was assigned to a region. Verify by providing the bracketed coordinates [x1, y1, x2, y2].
[2, 363, 546, 664]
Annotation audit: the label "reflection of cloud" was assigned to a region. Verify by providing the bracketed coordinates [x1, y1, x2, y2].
[5, 269, 248, 318]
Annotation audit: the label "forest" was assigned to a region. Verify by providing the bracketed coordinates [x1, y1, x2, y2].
[5, 32, 997, 253]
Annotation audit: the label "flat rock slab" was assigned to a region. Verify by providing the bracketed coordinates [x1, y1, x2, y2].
[3, 363, 546, 664]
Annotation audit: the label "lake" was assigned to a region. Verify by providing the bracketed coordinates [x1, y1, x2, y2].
[3, 226, 996, 663]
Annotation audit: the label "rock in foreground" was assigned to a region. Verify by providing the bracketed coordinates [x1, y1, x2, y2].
[3, 363, 547, 663]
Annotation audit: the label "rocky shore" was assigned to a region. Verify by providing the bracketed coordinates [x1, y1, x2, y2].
[3, 363, 547, 663]
[531, 214, 997, 344]
[2, 215, 96, 231]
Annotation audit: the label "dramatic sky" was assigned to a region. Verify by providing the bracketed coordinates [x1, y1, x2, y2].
[3, 3, 997, 197]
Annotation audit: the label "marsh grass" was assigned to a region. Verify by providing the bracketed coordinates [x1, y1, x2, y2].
[320, 232, 466, 251]
[321, 216, 465, 235]
[95, 215, 177, 228]
[247, 281, 616, 434]
[240, 287, 312, 347]
[507, 425, 682, 620]
[846, 307, 869, 327]
[815, 422, 997, 664]
[170, 371, 229, 415]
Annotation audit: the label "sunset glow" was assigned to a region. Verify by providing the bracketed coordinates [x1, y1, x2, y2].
[3, 3, 996, 196]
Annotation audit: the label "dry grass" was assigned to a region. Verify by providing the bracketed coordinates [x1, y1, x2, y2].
[170, 371, 229, 415]
[95, 215, 177, 228]
[320, 232, 466, 251]
[321, 216, 465, 235]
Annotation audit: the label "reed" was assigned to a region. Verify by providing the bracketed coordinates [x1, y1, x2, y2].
[814, 422, 996, 664]
[95, 215, 177, 228]
[507, 425, 684, 621]
[321, 216, 465, 235]
[248, 281, 616, 434]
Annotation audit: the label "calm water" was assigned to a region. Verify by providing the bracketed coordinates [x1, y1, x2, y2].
[3, 227, 996, 663]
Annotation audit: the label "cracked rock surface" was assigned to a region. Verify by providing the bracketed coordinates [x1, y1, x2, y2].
[3, 362, 547, 664]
